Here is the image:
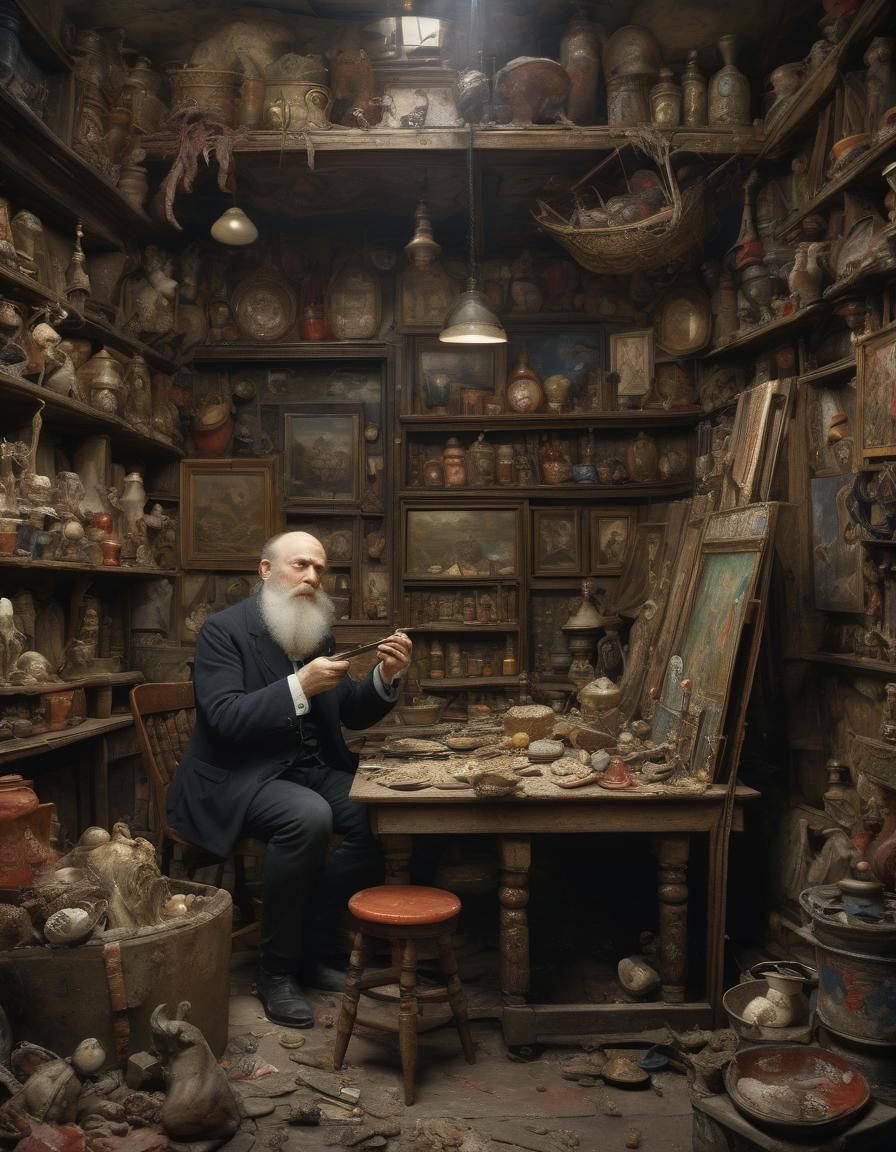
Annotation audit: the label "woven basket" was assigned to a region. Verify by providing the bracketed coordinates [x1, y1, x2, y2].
[533, 141, 706, 275]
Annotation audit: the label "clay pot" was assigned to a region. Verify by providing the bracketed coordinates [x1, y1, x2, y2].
[0, 774, 39, 822]
[192, 401, 234, 457]
[506, 352, 544, 413]
[598, 756, 636, 789]
[45, 691, 74, 732]
[101, 539, 122, 567]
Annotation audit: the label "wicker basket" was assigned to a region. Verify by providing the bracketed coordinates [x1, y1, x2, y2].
[533, 141, 706, 275]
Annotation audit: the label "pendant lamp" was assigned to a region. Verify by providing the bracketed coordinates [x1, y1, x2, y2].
[211, 204, 258, 246]
[439, 126, 505, 344]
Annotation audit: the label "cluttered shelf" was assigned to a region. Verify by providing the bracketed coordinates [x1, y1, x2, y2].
[399, 411, 701, 431]
[800, 652, 896, 674]
[0, 556, 176, 576]
[400, 481, 693, 500]
[0, 671, 143, 698]
[0, 715, 132, 764]
[798, 357, 856, 386]
[704, 302, 827, 359]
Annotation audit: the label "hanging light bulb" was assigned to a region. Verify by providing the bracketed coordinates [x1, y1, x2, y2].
[440, 126, 505, 345]
[211, 205, 258, 246]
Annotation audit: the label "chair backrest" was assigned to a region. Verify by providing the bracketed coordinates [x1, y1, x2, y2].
[130, 681, 196, 844]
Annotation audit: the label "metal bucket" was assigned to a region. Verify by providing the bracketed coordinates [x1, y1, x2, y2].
[169, 68, 239, 124]
[809, 929, 896, 1044]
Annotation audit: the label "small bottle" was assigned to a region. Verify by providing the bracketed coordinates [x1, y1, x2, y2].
[429, 638, 445, 678]
[496, 444, 515, 484]
[502, 635, 518, 677]
[442, 437, 467, 488]
[650, 68, 682, 127]
[708, 35, 751, 127]
[681, 49, 706, 127]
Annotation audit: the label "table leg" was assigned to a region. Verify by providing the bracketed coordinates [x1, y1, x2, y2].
[657, 832, 689, 1003]
[381, 833, 412, 884]
[498, 835, 531, 1006]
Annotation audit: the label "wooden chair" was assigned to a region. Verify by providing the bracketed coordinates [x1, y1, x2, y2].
[333, 884, 475, 1105]
[129, 681, 259, 940]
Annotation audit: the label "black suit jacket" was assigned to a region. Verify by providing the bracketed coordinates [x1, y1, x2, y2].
[166, 595, 396, 857]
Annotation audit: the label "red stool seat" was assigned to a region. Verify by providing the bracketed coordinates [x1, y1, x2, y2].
[334, 883, 475, 1105]
[348, 885, 461, 925]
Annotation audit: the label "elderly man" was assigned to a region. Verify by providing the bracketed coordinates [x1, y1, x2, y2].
[167, 531, 412, 1028]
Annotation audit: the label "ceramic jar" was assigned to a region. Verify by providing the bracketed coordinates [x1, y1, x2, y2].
[681, 49, 706, 126]
[650, 68, 682, 126]
[606, 75, 651, 127]
[442, 438, 466, 488]
[496, 445, 515, 484]
[422, 371, 452, 412]
[102, 539, 121, 566]
[118, 472, 147, 537]
[170, 67, 239, 125]
[237, 76, 266, 128]
[0, 774, 39, 822]
[708, 35, 751, 126]
[192, 401, 234, 456]
[45, 691, 74, 732]
[422, 457, 444, 488]
[118, 165, 149, 211]
[467, 435, 496, 486]
[506, 351, 544, 413]
[539, 440, 572, 485]
[560, 10, 601, 125]
[626, 431, 659, 481]
[328, 254, 381, 340]
[543, 374, 572, 412]
[81, 349, 125, 415]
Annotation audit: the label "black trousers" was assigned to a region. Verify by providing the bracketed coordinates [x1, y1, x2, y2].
[242, 761, 384, 969]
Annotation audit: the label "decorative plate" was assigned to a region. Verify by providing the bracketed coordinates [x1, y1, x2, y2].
[232, 272, 297, 342]
[652, 284, 711, 357]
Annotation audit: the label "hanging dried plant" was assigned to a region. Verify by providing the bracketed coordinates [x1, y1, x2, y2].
[159, 108, 241, 230]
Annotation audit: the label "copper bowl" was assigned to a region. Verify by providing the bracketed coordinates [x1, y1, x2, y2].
[829, 132, 870, 167]
[725, 1045, 870, 1138]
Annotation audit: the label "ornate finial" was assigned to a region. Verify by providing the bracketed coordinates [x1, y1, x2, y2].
[404, 201, 441, 269]
[65, 220, 91, 310]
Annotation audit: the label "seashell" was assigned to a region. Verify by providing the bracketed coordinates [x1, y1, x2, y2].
[71, 1038, 106, 1076]
[11, 1040, 61, 1080]
[618, 956, 660, 998]
[591, 750, 611, 773]
[164, 894, 189, 917]
[19, 881, 107, 928]
[601, 1055, 649, 1086]
[22, 1059, 80, 1122]
[735, 1077, 801, 1121]
[43, 900, 107, 946]
[527, 739, 564, 763]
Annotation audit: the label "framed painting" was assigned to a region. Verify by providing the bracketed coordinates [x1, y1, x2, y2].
[181, 459, 278, 570]
[404, 505, 519, 578]
[282, 409, 361, 504]
[532, 508, 583, 577]
[857, 321, 896, 461]
[807, 380, 856, 475]
[810, 472, 864, 612]
[609, 329, 654, 409]
[413, 338, 502, 415]
[588, 507, 634, 574]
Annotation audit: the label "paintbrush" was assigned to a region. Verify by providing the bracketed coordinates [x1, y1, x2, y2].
[331, 630, 413, 662]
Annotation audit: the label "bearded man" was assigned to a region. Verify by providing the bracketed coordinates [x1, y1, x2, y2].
[167, 531, 412, 1028]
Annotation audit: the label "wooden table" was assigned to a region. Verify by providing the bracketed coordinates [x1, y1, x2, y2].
[350, 770, 760, 1045]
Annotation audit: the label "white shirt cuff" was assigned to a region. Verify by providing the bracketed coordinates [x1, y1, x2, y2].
[374, 664, 401, 700]
[287, 671, 310, 715]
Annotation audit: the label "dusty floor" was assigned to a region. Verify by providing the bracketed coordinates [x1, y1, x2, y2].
[221, 952, 696, 1152]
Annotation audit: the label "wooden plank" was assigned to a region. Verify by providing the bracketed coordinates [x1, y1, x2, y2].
[0, 716, 132, 763]
[501, 1001, 714, 1044]
[0, 671, 142, 697]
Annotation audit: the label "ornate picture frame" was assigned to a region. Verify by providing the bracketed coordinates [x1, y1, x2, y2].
[609, 328, 654, 409]
[857, 321, 896, 462]
[282, 408, 362, 505]
[532, 507, 584, 577]
[588, 507, 634, 574]
[180, 458, 278, 571]
[404, 504, 519, 579]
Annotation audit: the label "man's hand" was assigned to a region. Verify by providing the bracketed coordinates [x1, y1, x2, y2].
[376, 631, 413, 686]
[297, 656, 350, 698]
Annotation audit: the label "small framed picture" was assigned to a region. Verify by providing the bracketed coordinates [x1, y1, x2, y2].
[857, 321, 896, 462]
[531, 508, 583, 577]
[588, 508, 634, 574]
[282, 408, 362, 504]
[181, 458, 278, 570]
[404, 505, 519, 578]
[609, 329, 654, 409]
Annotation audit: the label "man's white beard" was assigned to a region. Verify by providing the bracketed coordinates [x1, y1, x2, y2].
[259, 580, 335, 662]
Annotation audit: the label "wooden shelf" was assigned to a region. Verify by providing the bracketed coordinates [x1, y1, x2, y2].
[400, 411, 700, 431]
[800, 652, 896, 674]
[69, 308, 179, 375]
[798, 357, 856, 386]
[757, 0, 891, 160]
[0, 671, 142, 698]
[400, 482, 693, 500]
[404, 576, 519, 586]
[0, 87, 158, 248]
[0, 370, 184, 460]
[0, 556, 176, 577]
[822, 235, 896, 302]
[419, 676, 521, 689]
[0, 262, 60, 307]
[0, 715, 132, 764]
[193, 342, 390, 363]
[705, 303, 827, 359]
[143, 124, 762, 161]
[774, 133, 896, 242]
[410, 623, 519, 633]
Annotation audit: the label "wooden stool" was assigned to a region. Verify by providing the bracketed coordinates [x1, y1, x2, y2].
[333, 885, 475, 1105]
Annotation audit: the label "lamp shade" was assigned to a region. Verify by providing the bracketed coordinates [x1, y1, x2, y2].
[210, 206, 258, 246]
[439, 280, 506, 344]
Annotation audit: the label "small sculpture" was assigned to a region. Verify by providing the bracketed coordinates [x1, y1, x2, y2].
[151, 1001, 240, 1141]
[0, 599, 24, 684]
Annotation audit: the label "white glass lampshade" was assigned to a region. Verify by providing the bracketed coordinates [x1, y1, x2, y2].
[210, 205, 258, 246]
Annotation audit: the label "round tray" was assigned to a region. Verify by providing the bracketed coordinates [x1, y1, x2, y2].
[725, 1044, 870, 1139]
[232, 271, 297, 342]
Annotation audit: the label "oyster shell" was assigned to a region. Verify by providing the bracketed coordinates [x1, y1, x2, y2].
[43, 900, 107, 946]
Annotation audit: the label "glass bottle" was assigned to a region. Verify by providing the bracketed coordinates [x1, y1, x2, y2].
[502, 635, 518, 677]
[650, 68, 682, 127]
[681, 50, 706, 127]
[560, 8, 601, 126]
[441, 437, 467, 488]
[708, 35, 751, 127]
[496, 444, 515, 484]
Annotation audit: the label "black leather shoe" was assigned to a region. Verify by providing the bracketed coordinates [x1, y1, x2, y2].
[255, 967, 314, 1028]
